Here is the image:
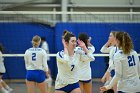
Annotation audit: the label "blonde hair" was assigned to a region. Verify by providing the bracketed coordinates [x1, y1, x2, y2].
[32, 35, 41, 47]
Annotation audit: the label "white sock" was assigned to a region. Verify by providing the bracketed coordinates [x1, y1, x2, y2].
[5, 86, 13, 92]
[0, 87, 9, 93]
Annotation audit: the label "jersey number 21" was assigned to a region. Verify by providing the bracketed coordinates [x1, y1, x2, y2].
[128, 55, 136, 67]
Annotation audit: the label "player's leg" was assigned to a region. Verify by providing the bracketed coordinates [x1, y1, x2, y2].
[36, 70, 47, 93]
[83, 80, 92, 93]
[113, 84, 117, 93]
[0, 75, 9, 93]
[55, 90, 66, 93]
[37, 81, 47, 93]
[70, 82, 81, 93]
[70, 88, 81, 93]
[1, 79, 13, 92]
[26, 80, 35, 93]
[79, 81, 84, 93]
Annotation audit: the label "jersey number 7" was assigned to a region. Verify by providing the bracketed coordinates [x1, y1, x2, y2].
[71, 65, 75, 71]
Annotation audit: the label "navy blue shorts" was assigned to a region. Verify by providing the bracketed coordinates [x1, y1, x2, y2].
[79, 79, 91, 83]
[56, 82, 79, 93]
[26, 70, 46, 83]
[110, 69, 115, 77]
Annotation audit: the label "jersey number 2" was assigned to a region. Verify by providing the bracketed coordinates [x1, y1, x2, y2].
[128, 55, 135, 67]
[32, 53, 36, 61]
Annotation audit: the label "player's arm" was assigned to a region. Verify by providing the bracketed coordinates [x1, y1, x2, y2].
[42, 50, 49, 72]
[105, 54, 122, 89]
[107, 60, 115, 73]
[57, 38, 70, 64]
[134, 51, 140, 77]
[89, 46, 95, 53]
[24, 50, 28, 69]
[77, 40, 95, 62]
[100, 39, 113, 53]
[138, 60, 140, 78]
[100, 53, 122, 92]
[101, 70, 110, 83]
[100, 44, 113, 53]
[87, 37, 93, 47]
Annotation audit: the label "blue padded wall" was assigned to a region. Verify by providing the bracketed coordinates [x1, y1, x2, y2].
[0, 22, 140, 79]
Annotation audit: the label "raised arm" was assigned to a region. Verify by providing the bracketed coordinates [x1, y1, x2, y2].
[77, 39, 95, 62]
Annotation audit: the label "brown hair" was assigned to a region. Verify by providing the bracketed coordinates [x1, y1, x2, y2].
[32, 35, 41, 47]
[116, 32, 133, 54]
[63, 30, 75, 43]
[78, 33, 88, 48]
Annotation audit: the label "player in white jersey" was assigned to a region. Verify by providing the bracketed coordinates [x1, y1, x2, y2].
[75, 33, 95, 93]
[55, 30, 95, 93]
[41, 37, 52, 93]
[24, 35, 49, 93]
[100, 32, 140, 93]
[0, 44, 13, 93]
[100, 31, 118, 93]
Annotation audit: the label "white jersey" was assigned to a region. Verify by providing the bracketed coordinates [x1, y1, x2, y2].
[41, 41, 50, 61]
[0, 51, 6, 73]
[24, 48, 48, 72]
[100, 45, 114, 54]
[75, 46, 95, 80]
[107, 50, 140, 92]
[55, 50, 95, 89]
[100, 45, 117, 72]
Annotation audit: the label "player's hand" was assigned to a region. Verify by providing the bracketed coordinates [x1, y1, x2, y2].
[101, 77, 106, 83]
[77, 39, 86, 49]
[100, 86, 108, 92]
[46, 76, 52, 83]
[106, 38, 112, 46]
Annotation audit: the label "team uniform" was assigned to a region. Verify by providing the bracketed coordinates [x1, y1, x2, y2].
[106, 49, 140, 92]
[41, 41, 52, 87]
[24, 48, 48, 83]
[55, 50, 95, 92]
[75, 46, 95, 82]
[0, 51, 6, 75]
[41, 41, 50, 61]
[100, 45, 117, 78]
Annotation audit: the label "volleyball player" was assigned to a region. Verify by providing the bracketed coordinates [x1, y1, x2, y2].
[100, 31, 118, 93]
[24, 35, 49, 93]
[55, 30, 95, 93]
[75, 33, 95, 93]
[100, 32, 140, 93]
[41, 37, 52, 93]
[0, 44, 13, 93]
